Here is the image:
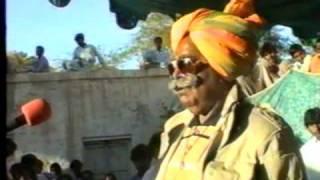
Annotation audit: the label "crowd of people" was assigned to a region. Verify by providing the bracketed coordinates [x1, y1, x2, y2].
[7, 33, 107, 73]
[6, 137, 118, 180]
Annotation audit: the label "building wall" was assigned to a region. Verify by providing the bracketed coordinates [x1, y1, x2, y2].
[6, 69, 179, 177]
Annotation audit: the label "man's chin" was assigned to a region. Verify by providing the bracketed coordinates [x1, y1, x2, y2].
[184, 106, 200, 115]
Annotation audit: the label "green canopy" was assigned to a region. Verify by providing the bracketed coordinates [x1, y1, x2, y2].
[248, 70, 320, 142]
[48, 0, 320, 38]
[108, 0, 320, 38]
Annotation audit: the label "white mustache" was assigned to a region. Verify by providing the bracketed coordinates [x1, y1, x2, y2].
[168, 74, 201, 93]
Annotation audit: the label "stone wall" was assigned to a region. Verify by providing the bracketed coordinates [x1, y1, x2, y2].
[6, 69, 179, 177]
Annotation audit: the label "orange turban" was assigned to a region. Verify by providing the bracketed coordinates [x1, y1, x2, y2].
[171, 0, 265, 80]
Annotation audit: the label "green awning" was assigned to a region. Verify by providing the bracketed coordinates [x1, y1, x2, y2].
[48, 0, 320, 38]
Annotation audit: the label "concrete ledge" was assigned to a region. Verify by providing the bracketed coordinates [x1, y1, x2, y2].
[7, 69, 170, 83]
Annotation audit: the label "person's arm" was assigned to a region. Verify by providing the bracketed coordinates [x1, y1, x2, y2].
[93, 46, 105, 66]
[257, 128, 307, 180]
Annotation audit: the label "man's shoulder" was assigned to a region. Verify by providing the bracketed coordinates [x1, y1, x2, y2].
[242, 104, 291, 138]
[164, 109, 193, 132]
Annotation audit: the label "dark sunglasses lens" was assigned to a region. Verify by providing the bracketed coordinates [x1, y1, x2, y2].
[177, 60, 186, 70]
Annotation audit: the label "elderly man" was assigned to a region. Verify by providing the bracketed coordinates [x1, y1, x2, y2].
[153, 5, 306, 180]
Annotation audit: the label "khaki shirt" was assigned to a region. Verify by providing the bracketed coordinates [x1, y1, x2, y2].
[155, 85, 306, 180]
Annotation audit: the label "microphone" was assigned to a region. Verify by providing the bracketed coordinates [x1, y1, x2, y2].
[6, 98, 52, 133]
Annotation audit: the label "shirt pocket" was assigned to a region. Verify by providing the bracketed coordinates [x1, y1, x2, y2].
[204, 161, 239, 180]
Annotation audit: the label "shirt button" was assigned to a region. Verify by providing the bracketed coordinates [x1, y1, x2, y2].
[181, 161, 185, 168]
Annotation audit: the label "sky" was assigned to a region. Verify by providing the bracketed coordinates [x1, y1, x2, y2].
[6, 0, 139, 69]
[6, 0, 303, 69]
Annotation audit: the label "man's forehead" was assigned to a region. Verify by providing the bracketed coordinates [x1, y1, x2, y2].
[174, 37, 202, 60]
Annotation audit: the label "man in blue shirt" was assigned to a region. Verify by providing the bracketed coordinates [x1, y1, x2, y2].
[32, 46, 50, 72]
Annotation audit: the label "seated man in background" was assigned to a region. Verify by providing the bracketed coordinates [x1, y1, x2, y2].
[258, 42, 280, 78]
[236, 42, 281, 96]
[300, 108, 320, 180]
[279, 44, 312, 74]
[32, 46, 50, 73]
[140, 37, 170, 69]
[64, 33, 105, 71]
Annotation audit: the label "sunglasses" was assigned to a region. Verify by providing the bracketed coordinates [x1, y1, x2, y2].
[167, 56, 209, 76]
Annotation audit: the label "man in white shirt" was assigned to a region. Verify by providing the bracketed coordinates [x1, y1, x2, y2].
[140, 37, 170, 69]
[279, 44, 312, 75]
[64, 33, 105, 71]
[300, 107, 320, 180]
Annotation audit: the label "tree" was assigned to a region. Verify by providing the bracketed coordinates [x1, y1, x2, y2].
[6, 51, 35, 73]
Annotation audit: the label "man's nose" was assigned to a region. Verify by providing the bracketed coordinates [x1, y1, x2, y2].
[172, 68, 186, 79]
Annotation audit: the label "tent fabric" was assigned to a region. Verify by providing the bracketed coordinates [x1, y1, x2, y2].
[247, 70, 320, 142]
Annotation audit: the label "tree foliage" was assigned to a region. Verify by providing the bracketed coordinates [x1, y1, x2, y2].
[6, 51, 35, 73]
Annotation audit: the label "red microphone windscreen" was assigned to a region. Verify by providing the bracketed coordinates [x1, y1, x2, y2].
[20, 98, 52, 126]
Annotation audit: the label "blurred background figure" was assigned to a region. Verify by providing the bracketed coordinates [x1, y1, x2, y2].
[129, 144, 152, 180]
[300, 108, 320, 180]
[10, 163, 30, 180]
[65, 159, 83, 180]
[50, 162, 63, 179]
[140, 36, 170, 69]
[6, 138, 17, 180]
[105, 172, 117, 180]
[20, 153, 39, 180]
[57, 174, 73, 180]
[279, 44, 313, 74]
[142, 131, 162, 180]
[31, 45, 50, 73]
[258, 42, 281, 80]
[81, 170, 94, 180]
[314, 38, 320, 54]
